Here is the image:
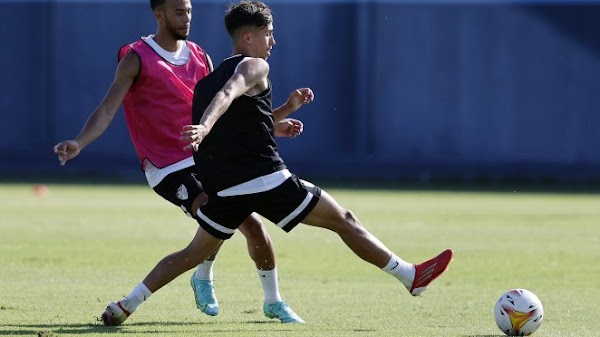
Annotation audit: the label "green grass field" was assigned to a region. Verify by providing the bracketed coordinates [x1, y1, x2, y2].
[1, 182, 598, 336]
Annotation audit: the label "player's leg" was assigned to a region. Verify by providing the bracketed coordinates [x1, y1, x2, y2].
[301, 188, 453, 296]
[255, 175, 452, 297]
[101, 225, 224, 326]
[152, 168, 221, 316]
[301, 189, 392, 267]
[237, 214, 304, 323]
[188, 192, 220, 316]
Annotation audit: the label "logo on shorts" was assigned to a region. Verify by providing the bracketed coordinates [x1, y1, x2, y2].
[176, 184, 188, 201]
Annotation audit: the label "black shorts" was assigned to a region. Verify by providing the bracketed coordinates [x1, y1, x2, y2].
[196, 175, 322, 240]
[152, 166, 204, 218]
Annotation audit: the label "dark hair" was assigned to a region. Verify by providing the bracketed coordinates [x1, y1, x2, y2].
[150, 0, 165, 10]
[224, 1, 273, 37]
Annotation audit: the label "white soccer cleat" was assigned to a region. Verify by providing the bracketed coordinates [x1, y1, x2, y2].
[100, 301, 130, 326]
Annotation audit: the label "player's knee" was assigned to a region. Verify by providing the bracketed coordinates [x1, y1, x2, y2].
[239, 216, 270, 242]
[342, 209, 358, 224]
[338, 209, 362, 232]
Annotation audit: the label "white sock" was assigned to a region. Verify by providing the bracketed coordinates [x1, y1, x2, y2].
[194, 259, 215, 281]
[120, 282, 152, 313]
[257, 268, 282, 304]
[382, 254, 415, 289]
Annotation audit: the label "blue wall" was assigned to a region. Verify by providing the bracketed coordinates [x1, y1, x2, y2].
[2, 0, 599, 182]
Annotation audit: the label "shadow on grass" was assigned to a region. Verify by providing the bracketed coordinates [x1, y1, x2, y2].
[0, 323, 113, 336]
[0, 321, 376, 335]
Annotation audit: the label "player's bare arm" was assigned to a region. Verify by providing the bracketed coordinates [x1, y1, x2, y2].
[272, 88, 314, 123]
[272, 88, 313, 137]
[273, 118, 303, 138]
[181, 57, 269, 151]
[53, 51, 141, 165]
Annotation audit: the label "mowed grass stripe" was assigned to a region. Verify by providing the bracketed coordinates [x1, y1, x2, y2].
[0, 183, 598, 336]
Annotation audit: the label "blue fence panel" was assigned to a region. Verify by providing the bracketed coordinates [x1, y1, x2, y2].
[1, 0, 599, 182]
[1, 2, 53, 163]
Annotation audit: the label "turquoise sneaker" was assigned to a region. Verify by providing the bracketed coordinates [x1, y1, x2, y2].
[263, 301, 305, 323]
[190, 275, 219, 316]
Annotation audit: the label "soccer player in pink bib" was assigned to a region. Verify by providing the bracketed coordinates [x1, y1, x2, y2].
[54, 0, 307, 325]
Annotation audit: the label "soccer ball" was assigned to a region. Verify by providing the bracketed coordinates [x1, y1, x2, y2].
[494, 289, 544, 336]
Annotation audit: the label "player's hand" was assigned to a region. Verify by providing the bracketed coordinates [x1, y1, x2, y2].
[287, 88, 314, 112]
[181, 124, 209, 152]
[274, 118, 303, 138]
[53, 140, 82, 166]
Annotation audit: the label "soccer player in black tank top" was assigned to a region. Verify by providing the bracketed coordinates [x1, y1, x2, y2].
[181, 0, 455, 314]
[192, 55, 286, 194]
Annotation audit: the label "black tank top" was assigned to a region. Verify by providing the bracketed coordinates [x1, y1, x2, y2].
[192, 55, 286, 194]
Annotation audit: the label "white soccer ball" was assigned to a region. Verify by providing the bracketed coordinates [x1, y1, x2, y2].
[494, 289, 544, 336]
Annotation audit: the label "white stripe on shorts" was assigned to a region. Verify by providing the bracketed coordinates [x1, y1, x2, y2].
[276, 192, 314, 229]
[196, 209, 237, 235]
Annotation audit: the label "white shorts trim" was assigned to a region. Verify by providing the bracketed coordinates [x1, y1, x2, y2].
[144, 157, 195, 188]
[276, 191, 314, 229]
[217, 169, 291, 197]
[196, 209, 237, 235]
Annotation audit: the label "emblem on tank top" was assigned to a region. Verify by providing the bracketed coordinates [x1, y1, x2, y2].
[176, 184, 189, 200]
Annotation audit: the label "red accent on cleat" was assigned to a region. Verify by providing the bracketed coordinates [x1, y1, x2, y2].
[116, 301, 131, 317]
[100, 301, 131, 326]
[410, 248, 454, 296]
